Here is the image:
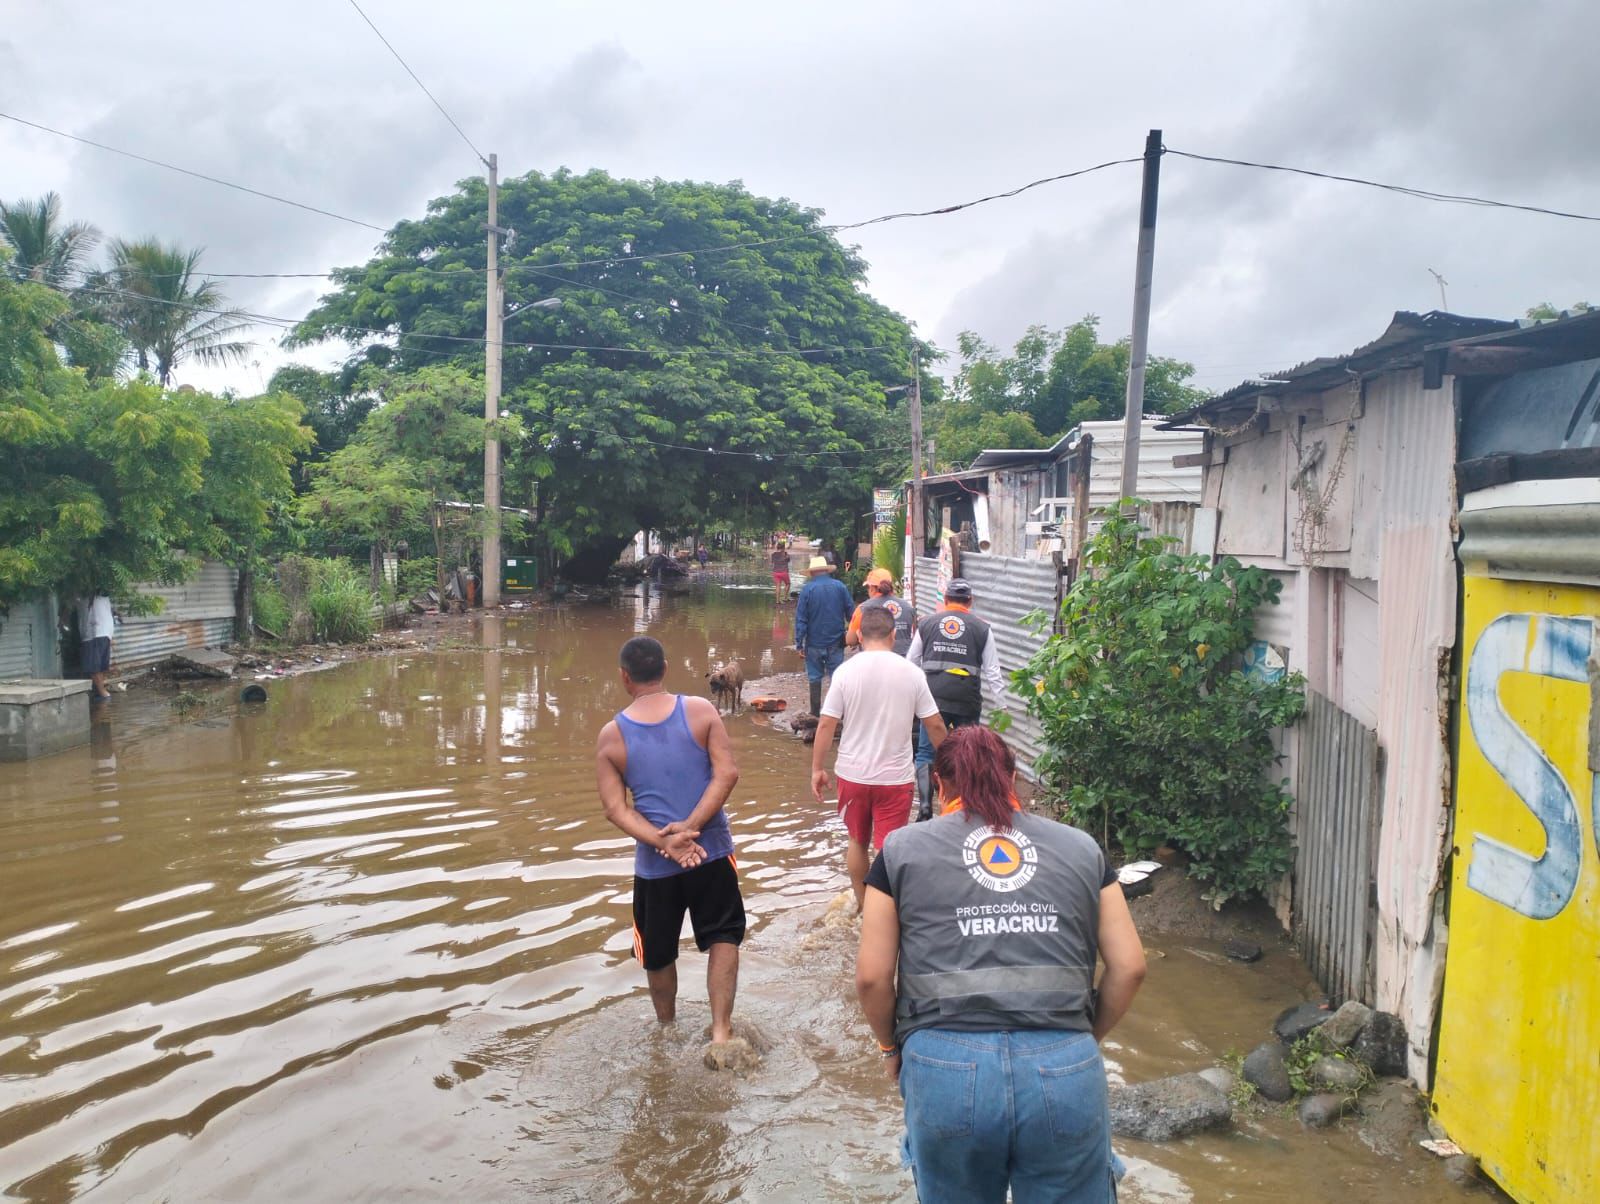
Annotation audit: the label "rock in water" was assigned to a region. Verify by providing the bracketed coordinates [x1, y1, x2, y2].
[1108, 1073, 1232, 1141]
[1321, 1000, 1374, 1048]
[1223, 939, 1263, 962]
[1273, 1001, 1332, 1044]
[703, 1037, 761, 1073]
[1308, 1055, 1364, 1092]
[1197, 1066, 1237, 1095]
[1299, 1093, 1346, 1127]
[1242, 1041, 1294, 1102]
[1352, 1011, 1409, 1077]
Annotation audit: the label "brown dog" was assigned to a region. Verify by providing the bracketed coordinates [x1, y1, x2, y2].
[707, 659, 745, 713]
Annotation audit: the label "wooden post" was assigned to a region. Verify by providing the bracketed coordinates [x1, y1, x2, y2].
[1070, 432, 1094, 574]
[1119, 130, 1163, 505]
[915, 350, 928, 611]
[482, 152, 503, 607]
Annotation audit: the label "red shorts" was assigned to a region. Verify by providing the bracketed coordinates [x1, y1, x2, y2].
[838, 778, 914, 849]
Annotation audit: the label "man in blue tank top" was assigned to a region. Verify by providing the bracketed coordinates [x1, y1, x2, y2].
[596, 636, 745, 1044]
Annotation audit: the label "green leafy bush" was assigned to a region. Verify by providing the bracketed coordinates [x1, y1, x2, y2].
[252, 579, 292, 639]
[1015, 508, 1305, 906]
[306, 558, 375, 644]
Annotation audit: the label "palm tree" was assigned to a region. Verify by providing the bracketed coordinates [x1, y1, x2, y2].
[97, 239, 254, 384]
[0, 192, 100, 287]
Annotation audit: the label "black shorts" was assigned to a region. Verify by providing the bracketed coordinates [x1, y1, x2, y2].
[80, 636, 111, 674]
[632, 856, 745, 972]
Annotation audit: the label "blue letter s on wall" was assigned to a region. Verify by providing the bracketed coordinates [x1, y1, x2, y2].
[1464, 614, 1596, 919]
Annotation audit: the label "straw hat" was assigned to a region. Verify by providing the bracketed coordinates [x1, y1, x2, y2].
[807, 556, 832, 573]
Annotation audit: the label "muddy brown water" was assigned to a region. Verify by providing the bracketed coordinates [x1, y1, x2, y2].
[0, 580, 1467, 1202]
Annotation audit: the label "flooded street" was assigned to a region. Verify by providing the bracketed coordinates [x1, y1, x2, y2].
[1, 579, 1462, 1202]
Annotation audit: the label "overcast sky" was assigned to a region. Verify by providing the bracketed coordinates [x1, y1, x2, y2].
[4, 0, 1597, 396]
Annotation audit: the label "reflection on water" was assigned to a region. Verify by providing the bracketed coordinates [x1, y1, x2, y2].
[1, 582, 1458, 1202]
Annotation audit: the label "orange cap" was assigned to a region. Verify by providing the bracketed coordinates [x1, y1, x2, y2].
[865, 568, 895, 591]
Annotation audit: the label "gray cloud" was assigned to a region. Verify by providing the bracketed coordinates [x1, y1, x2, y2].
[3, 0, 1595, 397]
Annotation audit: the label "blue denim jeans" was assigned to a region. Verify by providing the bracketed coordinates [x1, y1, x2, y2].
[803, 644, 844, 683]
[914, 710, 980, 767]
[900, 1028, 1118, 1203]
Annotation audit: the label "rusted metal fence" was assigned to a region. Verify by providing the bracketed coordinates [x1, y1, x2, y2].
[1293, 690, 1383, 1003]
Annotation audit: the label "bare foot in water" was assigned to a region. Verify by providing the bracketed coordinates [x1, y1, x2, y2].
[703, 1036, 761, 1072]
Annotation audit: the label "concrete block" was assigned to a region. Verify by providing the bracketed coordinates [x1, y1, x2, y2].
[0, 679, 92, 760]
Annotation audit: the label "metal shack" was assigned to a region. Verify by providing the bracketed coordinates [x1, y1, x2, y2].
[1426, 309, 1600, 1204]
[1161, 311, 1512, 1082]
[912, 418, 1204, 563]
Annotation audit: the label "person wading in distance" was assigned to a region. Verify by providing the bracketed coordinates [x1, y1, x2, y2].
[857, 726, 1146, 1202]
[812, 604, 947, 910]
[595, 636, 746, 1046]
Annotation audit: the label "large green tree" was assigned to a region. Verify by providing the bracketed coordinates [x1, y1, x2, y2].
[299, 365, 488, 590]
[931, 317, 1209, 469]
[0, 275, 306, 614]
[291, 169, 917, 578]
[268, 362, 377, 487]
[90, 239, 254, 385]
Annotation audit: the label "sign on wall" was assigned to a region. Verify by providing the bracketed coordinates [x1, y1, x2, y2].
[1434, 576, 1599, 1204]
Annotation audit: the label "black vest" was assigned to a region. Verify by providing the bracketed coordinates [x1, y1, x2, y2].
[917, 607, 990, 716]
[861, 594, 918, 656]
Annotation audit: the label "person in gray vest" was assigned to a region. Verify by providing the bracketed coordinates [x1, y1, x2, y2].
[856, 726, 1146, 1202]
[905, 578, 1004, 820]
[845, 568, 918, 656]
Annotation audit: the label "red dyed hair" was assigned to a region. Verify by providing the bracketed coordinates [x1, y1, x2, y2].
[933, 726, 1017, 830]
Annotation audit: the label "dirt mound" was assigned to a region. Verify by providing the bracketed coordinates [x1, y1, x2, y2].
[1126, 863, 1286, 946]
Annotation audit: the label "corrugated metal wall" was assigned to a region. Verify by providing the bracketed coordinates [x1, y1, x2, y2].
[0, 595, 58, 680]
[955, 553, 1061, 777]
[1294, 691, 1383, 1004]
[912, 555, 940, 615]
[118, 561, 239, 671]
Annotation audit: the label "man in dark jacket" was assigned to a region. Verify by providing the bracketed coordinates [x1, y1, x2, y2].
[906, 578, 1005, 818]
[794, 556, 854, 715]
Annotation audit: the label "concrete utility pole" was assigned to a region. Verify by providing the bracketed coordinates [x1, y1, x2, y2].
[482, 152, 504, 607]
[1119, 129, 1163, 504]
[907, 353, 927, 608]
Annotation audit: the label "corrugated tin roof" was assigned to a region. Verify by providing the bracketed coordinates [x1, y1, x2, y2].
[1161, 310, 1514, 426]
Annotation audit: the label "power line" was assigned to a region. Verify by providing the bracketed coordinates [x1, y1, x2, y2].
[0, 111, 389, 234]
[827, 156, 1143, 230]
[70, 280, 896, 360]
[344, 0, 487, 167]
[1166, 147, 1600, 223]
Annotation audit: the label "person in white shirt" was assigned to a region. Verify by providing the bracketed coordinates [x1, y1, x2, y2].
[77, 592, 116, 700]
[810, 605, 948, 909]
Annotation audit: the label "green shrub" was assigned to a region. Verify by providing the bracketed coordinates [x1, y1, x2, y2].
[394, 557, 441, 601]
[1013, 508, 1305, 906]
[252, 579, 291, 639]
[306, 558, 375, 644]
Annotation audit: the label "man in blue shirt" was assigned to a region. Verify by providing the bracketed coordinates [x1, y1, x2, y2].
[795, 555, 854, 716]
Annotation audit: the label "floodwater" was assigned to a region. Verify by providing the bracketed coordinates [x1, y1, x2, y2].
[0, 578, 1467, 1202]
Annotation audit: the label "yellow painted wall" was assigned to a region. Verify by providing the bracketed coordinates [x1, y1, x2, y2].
[1435, 577, 1599, 1204]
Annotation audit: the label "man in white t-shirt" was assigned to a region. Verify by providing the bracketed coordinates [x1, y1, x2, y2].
[811, 605, 948, 909]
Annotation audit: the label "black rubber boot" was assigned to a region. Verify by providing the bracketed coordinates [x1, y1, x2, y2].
[809, 680, 823, 717]
[915, 764, 933, 822]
